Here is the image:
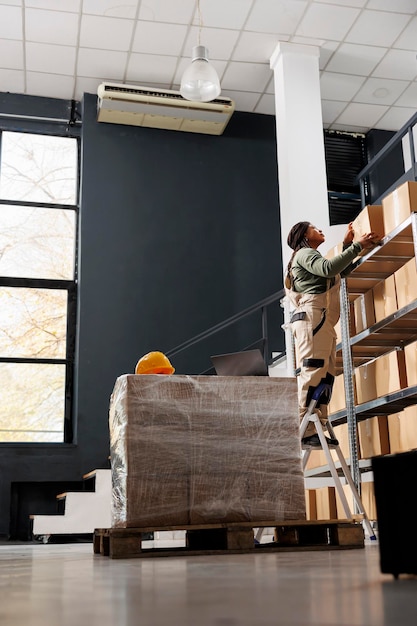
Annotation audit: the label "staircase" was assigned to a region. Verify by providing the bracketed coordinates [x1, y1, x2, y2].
[31, 469, 112, 542]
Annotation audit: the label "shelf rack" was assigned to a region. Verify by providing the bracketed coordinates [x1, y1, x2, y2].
[331, 212, 417, 490]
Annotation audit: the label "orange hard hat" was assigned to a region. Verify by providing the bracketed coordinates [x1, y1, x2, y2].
[135, 351, 175, 375]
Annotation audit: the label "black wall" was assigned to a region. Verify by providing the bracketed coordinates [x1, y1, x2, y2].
[0, 93, 283, 537]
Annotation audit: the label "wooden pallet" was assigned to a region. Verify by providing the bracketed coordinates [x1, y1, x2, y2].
[93, 519, 365, 559]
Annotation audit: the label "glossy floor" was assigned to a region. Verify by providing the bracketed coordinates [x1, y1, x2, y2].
[0, 540, 416, 626]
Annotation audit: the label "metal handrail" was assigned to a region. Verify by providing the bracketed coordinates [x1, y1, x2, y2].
[355, 110, 417, 205]
[165, 287, 286, 366]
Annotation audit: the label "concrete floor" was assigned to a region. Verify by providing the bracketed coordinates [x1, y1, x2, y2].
[0, 541, 416, 626]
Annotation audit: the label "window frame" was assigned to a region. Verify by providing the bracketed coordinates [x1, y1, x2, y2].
[0, 119, 81, 445]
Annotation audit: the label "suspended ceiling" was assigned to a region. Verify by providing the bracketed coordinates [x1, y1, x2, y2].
[1, 0, 417, 133]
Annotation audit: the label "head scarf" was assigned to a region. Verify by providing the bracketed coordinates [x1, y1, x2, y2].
[287, 221, 310, 250]
[285, 221, 311, 289]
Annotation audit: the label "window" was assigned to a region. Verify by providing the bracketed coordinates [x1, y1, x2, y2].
[0, 131, 79, 443]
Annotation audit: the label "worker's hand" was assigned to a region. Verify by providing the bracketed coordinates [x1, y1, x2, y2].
[343, 222, 354, 245]
[358, 231, 379, 249]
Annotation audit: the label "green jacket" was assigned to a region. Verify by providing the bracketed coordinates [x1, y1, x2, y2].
[290, 242, 362, 294]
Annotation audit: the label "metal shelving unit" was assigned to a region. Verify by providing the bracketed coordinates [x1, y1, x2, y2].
[332, 212, 417, 489]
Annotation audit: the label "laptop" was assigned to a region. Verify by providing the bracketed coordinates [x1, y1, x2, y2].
[210, 349, 269, 376]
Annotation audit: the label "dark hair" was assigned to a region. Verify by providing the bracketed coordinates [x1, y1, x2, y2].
[286, 221, 311, 287]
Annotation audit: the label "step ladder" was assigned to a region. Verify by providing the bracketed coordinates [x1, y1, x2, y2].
[301, 383, 377, 541]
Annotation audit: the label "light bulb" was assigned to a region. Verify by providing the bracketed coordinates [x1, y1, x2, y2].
[180, 46, 221, 103]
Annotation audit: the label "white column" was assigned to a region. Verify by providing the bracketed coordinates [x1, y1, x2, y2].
[270, 42, 343, 274]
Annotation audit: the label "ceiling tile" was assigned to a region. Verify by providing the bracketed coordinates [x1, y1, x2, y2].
[0, 5, 22, 39]
[318, 0, 367, 6]
[393, 16, 417, 51]
[1, 0, 416, 133]
[246, 0, 308, 34]
[0, 68, 24, 93]
[265, 76, 275, 95]
[25, 9, 79, 46]
[255, 93, 275, 115]
[335, 102, 389, 128]
[182, 27, 240, 61]
[197, 0, 253, 30]
[132, 21, 188, 56]
[318, 41, 339, 70]
[26, 71, 75, 99]
[25, 0, 81, 11]
[75, 76, 107, 101]
[366, 0, 417, 13]
[25, 42, 76, 74]
[395, 82, 417, 107]
[296, 4, 360, 40]
[79, 15, 134, 51]
[330, 123, 369, 133]
[320, 72, 365, 101]
[232, 32, 283, 63]
[325, 43, 386, 76]
[290, 35, 325, 49]
[372, 49, 417, 81]
[138, 0, 195, 24]
[374, 106, 417, 131]
[321, 100, 347, 124]
[345, 10, 411, 47]
[0, 39, 24, 69]
[126, 53, 179, 85]
[77, 48, 128, 80]
[222, 61, 272, 92]
[353, 77, 409, 105]
[82, 0, 137, 18]
[221, 89, 261, 112]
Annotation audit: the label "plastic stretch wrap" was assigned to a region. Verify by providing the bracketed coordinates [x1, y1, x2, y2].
[109, 374, 306, 528]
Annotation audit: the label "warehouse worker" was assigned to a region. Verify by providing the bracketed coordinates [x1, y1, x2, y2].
[285, 221, 378, 448]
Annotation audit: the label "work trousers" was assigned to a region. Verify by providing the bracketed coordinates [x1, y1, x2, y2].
[286, 282, 340, 438]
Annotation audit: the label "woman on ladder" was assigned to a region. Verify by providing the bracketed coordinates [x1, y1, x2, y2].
[285, 221, 378, 448]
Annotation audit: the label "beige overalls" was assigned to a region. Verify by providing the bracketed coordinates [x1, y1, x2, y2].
[286, 278, 341, 437]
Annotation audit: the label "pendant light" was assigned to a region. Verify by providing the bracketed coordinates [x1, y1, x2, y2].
[180, 0, 221, 102]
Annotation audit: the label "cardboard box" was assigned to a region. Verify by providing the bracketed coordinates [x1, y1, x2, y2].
[358, 416, 390, 459]
[332, 422, 355, 461]
[382, 180, 417, 235]
[335, 301, 356, 342]
[328, 373, 346, 414]
[353, 290, 376, 334]
[394, 257, 417, 310]
[372, 275, 397, 323]
[355, 360, 377, 404]
[361, 481, 377, 521]
[388, 406, 417, 453]
[305, 447, 327, 471]
[404, 340, 417, 387]
[305, 422, 358, 471]
[305, 490, 317, 521]
[325, 243, 343, 259]
[375, 349, 407, 397]
[315, 486, 337, 520]
[352, 204, 384, 243]
[335, 483, 355, 520]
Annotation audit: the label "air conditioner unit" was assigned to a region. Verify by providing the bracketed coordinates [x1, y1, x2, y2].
[96, 82, 235, 135]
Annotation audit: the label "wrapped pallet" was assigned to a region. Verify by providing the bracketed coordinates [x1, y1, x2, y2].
[109, 374, 306, 528]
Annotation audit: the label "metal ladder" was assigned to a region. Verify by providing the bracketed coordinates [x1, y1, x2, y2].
[301, 382, 377, 541]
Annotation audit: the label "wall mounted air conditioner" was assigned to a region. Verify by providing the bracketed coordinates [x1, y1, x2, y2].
[96, 82, 235, 135]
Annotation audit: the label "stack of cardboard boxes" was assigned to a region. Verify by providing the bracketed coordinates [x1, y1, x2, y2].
[306, 180, 417, 521]
[109, 374, 307, 528]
